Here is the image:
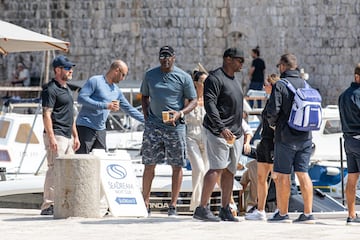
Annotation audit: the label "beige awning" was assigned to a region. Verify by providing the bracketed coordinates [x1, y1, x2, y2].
[0, 20, 69, 55]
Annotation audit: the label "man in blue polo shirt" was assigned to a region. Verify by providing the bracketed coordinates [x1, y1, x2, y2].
[76, 60, 144, 154]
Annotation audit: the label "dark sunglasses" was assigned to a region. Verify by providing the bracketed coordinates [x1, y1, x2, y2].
[232, 57, 244, 63]
[60, 66, 73, 71]
[159, 54, 173, 60]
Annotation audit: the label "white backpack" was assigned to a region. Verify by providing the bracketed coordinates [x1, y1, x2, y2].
[279, 79, 322, 131]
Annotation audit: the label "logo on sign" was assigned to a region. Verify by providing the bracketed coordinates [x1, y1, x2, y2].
[106, 164, 127, 179]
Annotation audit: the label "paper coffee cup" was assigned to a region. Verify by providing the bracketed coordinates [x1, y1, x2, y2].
[112, 100, 119, 105]
[162, 111, 170, 122]
[226, 136, 236, 145]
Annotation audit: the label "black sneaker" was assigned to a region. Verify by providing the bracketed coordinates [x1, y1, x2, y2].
[267, 211, 291, 223]
[147, 207, 151, 217]
[40, 205, 54, 215]
[193, 206, 220, 222]
[219, 205, 239, 222]
[246, 205, 257, 214]
[347, 214, 360, 225]
[168, 205, 177, 217]
[104, 208, 111, 216]
[293, 213, 315, 224]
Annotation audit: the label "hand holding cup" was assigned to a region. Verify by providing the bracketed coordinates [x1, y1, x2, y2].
[111, 100, 120, 111]
[162, 110, 176, 126]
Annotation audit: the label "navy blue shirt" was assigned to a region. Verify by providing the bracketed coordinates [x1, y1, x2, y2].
[266, 70, 312, 144]
[338, 82, 360, 136]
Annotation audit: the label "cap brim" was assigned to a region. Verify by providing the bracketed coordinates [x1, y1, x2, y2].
[64, 62, 76, 68]
[159, 50, 174, 56]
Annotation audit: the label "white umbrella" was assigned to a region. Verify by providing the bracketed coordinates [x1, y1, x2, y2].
[0, 20, 69, 55]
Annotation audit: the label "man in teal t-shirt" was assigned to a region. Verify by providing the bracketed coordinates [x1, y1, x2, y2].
[140, 46, 197, 217]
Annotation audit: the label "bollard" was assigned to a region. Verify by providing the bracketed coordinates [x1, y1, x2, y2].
[54, 154, 100, 219]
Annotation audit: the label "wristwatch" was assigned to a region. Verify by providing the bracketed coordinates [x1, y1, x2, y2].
[179, 111, 185, 124]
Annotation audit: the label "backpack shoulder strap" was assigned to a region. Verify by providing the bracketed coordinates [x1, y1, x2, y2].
[278, 78, 296, 93]
[304, 80, 310, 89]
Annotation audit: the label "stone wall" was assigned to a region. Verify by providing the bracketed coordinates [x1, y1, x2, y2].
[1, 0, 360, 105]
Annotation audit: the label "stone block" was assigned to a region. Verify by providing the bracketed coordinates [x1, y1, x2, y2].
[54, 154, 100, 219]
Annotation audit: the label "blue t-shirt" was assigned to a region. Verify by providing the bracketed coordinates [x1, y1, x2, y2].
[141, 66, 197, 129]
[76, 75, 144, 130]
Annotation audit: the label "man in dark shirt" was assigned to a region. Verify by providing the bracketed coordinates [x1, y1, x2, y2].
[338, 63, 360, 225]
[40, 55, 80, 215]
[193, 48, 244, 222]
[248, 46, 266, 108]
[266, 53, 314, 223]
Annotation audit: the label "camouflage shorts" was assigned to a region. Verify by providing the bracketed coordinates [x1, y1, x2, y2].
[142, 121, 186, 167]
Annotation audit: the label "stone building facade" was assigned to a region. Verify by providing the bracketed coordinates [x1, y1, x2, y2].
[1, 0, 360, 105]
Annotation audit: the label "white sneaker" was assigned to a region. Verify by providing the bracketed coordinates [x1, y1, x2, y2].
[245, 209, 267, 221]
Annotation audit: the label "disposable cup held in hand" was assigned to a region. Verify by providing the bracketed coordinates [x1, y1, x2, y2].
[226, 136, 236, 146]
[162, 111, 170, 122]
[112, 100, 119, 106]
[112, 100, 119, 111]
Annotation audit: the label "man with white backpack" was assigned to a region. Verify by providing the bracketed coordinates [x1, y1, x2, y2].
[266, 53, 316, 223]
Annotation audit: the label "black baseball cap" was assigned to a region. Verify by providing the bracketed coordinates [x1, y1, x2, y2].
[159, 46, 175, 56]
[223, 48, 244, 58]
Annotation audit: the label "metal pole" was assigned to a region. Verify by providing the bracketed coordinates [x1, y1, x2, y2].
[16, 102, 42, 175]
[339, 137, 345, 206]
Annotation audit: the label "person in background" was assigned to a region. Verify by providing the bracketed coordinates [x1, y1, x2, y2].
[235, 117, 254, 214]
[40, 55, 80, 215]
[76, 59, 144, 154]
[338, 63, 360, 225]
[266, 53, 314, 223]
[248, 46, 266, 109]
[193, 47, 244, 222]
[245, 73, 279, 221]
[186, 70, 208, 211]
[141, 46, 197, 217]
[11, 62, 31, 86]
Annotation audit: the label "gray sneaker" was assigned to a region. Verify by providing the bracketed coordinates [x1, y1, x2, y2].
[347, 214, 360, 225]
[293, 213, 315, 224]
[193, 206, 220, 222]
[219, 205, 239, 222]
[168, 205, 177, 217]
[267, 211, 292, 223]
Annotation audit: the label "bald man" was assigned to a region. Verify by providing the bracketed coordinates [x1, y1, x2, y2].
[76, 60, 144, 154]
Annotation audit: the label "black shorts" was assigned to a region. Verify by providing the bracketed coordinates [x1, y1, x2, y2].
[256, 138, 274, 164]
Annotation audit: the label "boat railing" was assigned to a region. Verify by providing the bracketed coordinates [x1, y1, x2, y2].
[1, 97, 41, 114]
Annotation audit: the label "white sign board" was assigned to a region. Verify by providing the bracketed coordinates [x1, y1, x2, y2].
[95, 150, 148, 217]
